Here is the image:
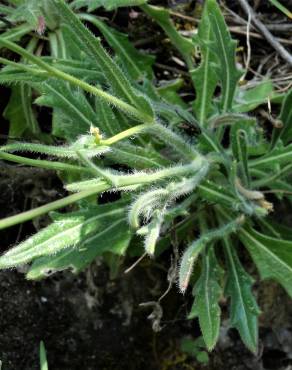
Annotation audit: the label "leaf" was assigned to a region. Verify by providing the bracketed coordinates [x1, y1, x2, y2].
[198, 180, 236, 209]
[79, 14, 154, 81]
[140, 4, 194, 68]
[39, 341, 48, 370]
[189, 247, 223, 350]
[272, 88, 292, 146]
[206, 0, 243, 112]
[250, 142, 292, 170]
[179, 218, 243, 293]
[223, 237, 259, 352]
[0, 23, 33, 43]
[191, 2, 218, 125]
[240, 226, 292, 298]
[54, 0, 154, 120]
[0, 201, 130, 271]
[157, 79, 187, 108]
[3, 84, 40, 138]
[107, 142, 171, 169]
[233, 80, 274, 113]
[71, 0, 147, 11]
[35, 80, 99, 140]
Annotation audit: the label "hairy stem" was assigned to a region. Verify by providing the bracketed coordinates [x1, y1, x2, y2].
[0, 38, 154, 123]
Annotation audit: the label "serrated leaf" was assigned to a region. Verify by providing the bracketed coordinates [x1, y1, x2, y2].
[71, 0, 147, 11]
[0, 201, 129, 270]
[190, 247, 223, 350]
[233, 80, 274, 113]
[191, 3, 218, 125]
[35, 80, 99, 140]
[223, 237, 259, 352]
[206, 0, 243, 112]
[80, 14, 154, 81]
[141, 4, 194, 68]
[272, 88, 292, 146]
[240, 226, 292, 297]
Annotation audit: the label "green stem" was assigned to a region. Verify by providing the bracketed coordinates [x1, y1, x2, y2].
[0, 38, 153, 123]
[0, 57, 48, 77]
[67, 158, 205, 192]
[0, 184, 107, 230]
[0, 161, 210, 230]
[101, 122, 199, 160]
[100, 124, 150, 145]
[0, 151, 90, 173]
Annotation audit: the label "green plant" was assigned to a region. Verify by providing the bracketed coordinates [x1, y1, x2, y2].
[40, 341, 49, 370]
[0, 0, 291, 354]
[180, 336, 209, 364]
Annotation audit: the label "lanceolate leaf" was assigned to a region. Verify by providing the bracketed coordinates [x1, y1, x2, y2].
[79, 14, 154, 81]
[191, 3, 218, 125]
[223, 237, 259, 353]
[206, 0, 243, 112]
[0, 201, 130, 270]
[179, 218, 243, 293]
[140, 4, 194, 68]
[190, 247, 223, 350]
[240, 226, 292, 298]
[27, 209, 131, 279]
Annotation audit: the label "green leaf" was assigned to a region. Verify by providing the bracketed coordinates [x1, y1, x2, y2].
[3, 84, 40, 138]
[27, 213, 131, 279]
[79, 14, 154, 81]
[179, 217, 242, 293]
[39, 341, 48, 370]
[190, 247, 223, 350]
[191, 2, 218, 125]
[0, 201, 130, 271]
[250, 142, 292, 170]
[240, 226, 292, 298]
[35, 80, 99, 140]
[156, 79, 187, 108]
[71, 0, 147, 11]
[223, 237, 259, 353]
[206, 0, 243, 112]
[0, 23, 33, 43]
[233, 80, 274, 113]
[140, 4, 194, 68]
[272, 88, 292, 146]
[54, 0, 154, 119]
